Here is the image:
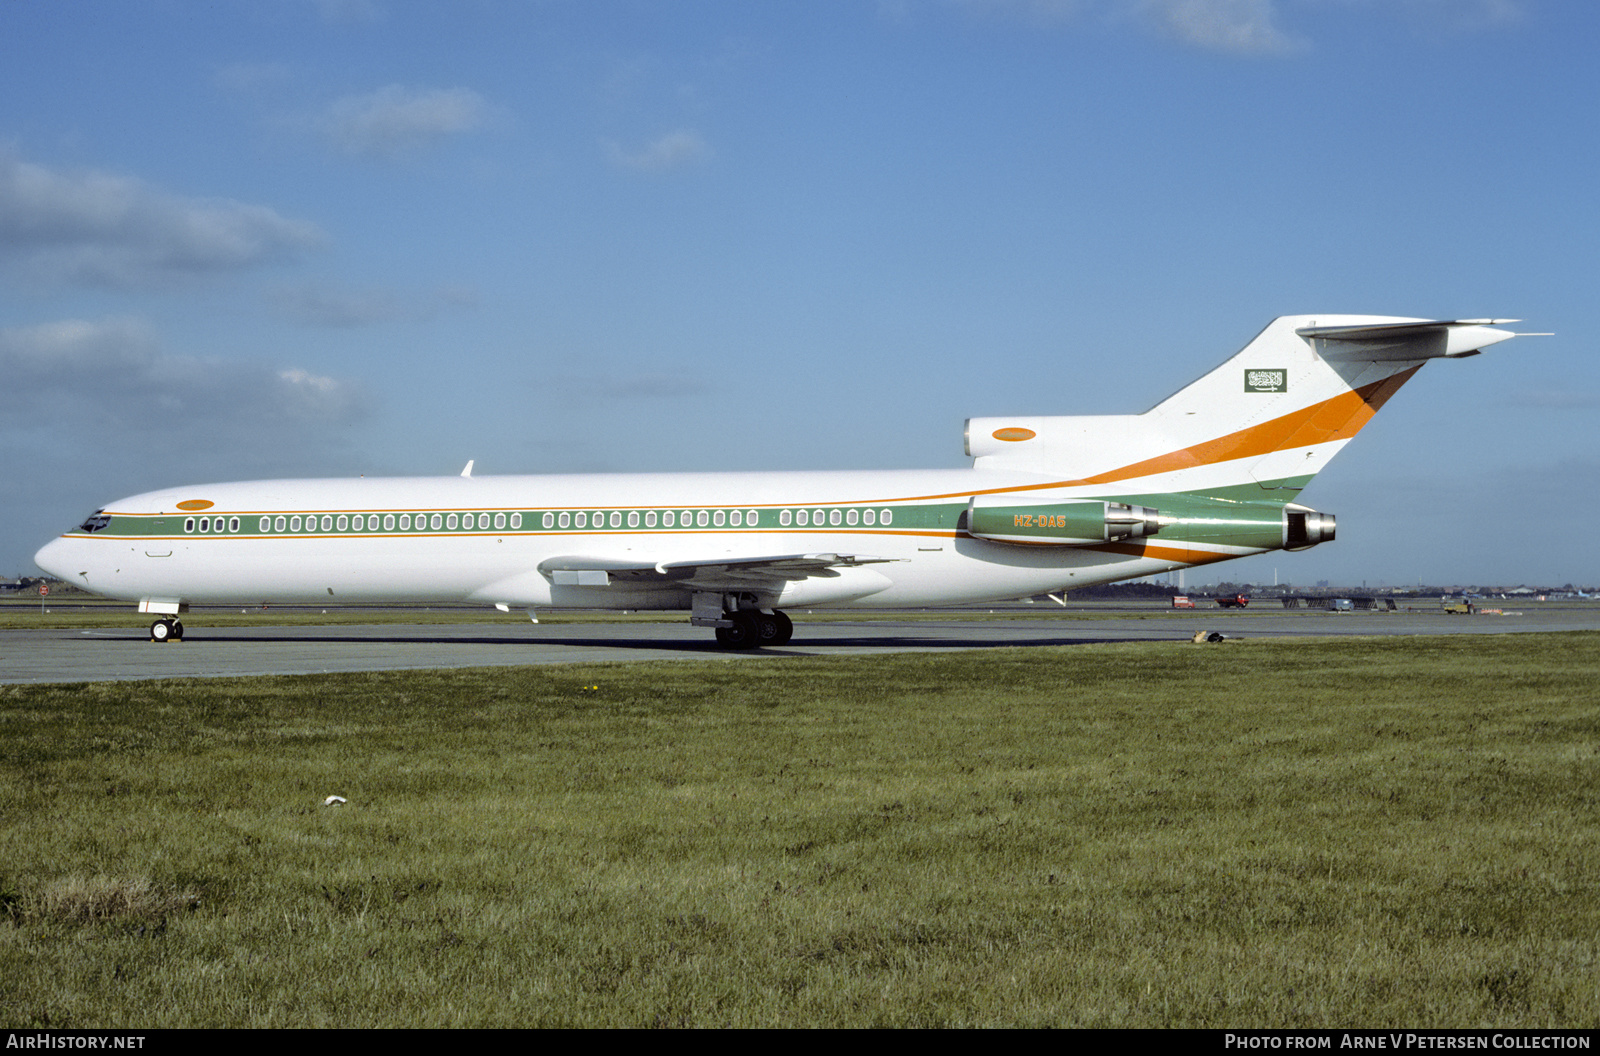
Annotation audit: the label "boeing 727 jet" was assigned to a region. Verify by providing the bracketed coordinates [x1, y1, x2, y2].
[35, 315, 1532, 646]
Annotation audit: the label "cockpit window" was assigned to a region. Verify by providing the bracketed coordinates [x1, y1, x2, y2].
[78, 511, 111, 533]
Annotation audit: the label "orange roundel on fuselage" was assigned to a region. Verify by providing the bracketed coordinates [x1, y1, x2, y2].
[176, 500, 215, 511]
[992, 427, 1036, 442]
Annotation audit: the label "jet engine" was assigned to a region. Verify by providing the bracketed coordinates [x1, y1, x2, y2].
[1284, 505, 1336, 550]
[966, 497, 1166, 546]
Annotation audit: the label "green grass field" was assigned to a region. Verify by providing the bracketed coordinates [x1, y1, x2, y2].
[2, 633, 1597, 1027]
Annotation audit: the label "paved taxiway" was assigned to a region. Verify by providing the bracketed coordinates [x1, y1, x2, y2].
[5, 606, 1599, 684]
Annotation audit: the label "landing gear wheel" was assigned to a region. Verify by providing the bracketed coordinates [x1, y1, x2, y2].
[170, 618, 184, 641]
[150, 618, 173, 643]
[714, 612, 761, 649]
[755, 611, 793, 646]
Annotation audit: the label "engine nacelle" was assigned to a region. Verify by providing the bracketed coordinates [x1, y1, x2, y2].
[1285, 505, 1336, 550]
[967, 497, 1166, 546]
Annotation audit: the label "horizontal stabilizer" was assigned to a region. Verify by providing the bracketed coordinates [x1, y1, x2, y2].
[1297, 319, 1521, 360]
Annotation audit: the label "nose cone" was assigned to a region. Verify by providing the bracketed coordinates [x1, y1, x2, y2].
[34, 536, 78, 580]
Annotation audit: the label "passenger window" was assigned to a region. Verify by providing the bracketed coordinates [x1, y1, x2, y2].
[747, 509, 759, 526]
[542, 512, 554, 529]
[337, 515, 348, 531]
[881, 509, 893, 525]
[645, 511, 657, 527]
[185, 518, 195, 533]
[575, 512, 586, 528]
[430, 514, 443, 530]
[290, 516, 302, 532]
[796, 510, 808, 526]
[863, 509, 876, 526]
[713, 510, 726, 527]
[730, 510, 742, 527]
[259, 517, 271, 532]
[510, 513, 522, 529]
[275, 515, 287, 532]
[495, 513, 507, 530]
[697, 510, 709, 527]
[663, 511, 675, 527]
[627, 511, 640, 528]
[610, 511, 621, 528]
[829, 509, 842, 526]
[447, 514, 459, 530]
[230, 517, 240, 532]
[780, 509, 792, 526]
[846, 509, 859, 526]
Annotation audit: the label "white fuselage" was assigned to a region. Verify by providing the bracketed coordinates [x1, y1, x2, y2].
[33, 465, 1207, 612]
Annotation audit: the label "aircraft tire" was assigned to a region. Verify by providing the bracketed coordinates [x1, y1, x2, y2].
[714, 613, 761, 649]
[757, 610, 794, 646]
[150, 618, 172, 643]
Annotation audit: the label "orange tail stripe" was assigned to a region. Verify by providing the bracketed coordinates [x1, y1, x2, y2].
[1077, 366, 1423, 487]
[864, 367, 1426, 504]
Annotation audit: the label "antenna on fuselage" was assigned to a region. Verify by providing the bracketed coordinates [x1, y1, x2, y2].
[460, 460, 474, 478]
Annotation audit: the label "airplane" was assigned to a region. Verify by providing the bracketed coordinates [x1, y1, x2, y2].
[34, 315, 1537, 647]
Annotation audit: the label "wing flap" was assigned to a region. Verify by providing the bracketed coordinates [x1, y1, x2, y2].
[536, 552, 895, 592]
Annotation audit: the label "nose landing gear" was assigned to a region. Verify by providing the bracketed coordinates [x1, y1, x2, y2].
[149, 617, 184, 643]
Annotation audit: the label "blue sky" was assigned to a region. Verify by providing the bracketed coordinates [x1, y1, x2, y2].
[3, 0, 1593, 588]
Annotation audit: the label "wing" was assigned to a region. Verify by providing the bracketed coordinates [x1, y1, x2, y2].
[537, 552, 895, 593]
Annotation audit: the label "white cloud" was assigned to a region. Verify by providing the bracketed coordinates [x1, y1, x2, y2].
[1141, 0, 1302, 54]
[2, 318, 374, 573]
[322, 85, 489, 160]
[606, 130, 710, 171]
[0, 317, 367, 430]
[948, 0, 1524, 54]
[0, 151, 324, 288]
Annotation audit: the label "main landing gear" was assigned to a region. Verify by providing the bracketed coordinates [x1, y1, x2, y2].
[712, 610, 794, 649]
[149, 617, 184, 643]
[693, 592, 794, 649]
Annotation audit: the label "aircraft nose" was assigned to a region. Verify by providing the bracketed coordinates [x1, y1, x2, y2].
[34, 536, 78, 580]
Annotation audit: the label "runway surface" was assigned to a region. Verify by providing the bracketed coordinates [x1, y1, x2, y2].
[6, 606, 1599, 684]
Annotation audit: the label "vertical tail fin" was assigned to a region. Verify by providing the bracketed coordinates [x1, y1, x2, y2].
[966, 315, 1523, 499]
